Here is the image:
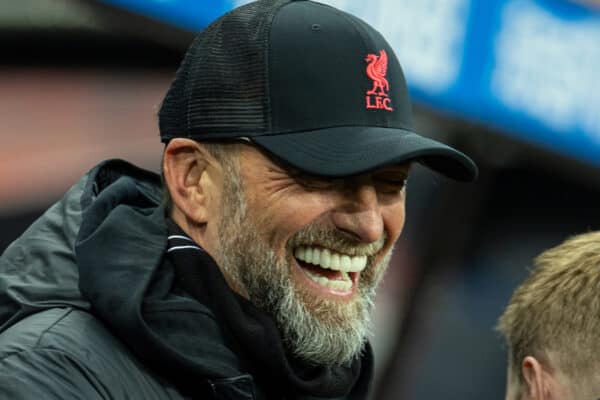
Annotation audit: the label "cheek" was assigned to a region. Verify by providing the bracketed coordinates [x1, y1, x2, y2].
[382, 200, 406, 242]
[254, 193, 334, 250]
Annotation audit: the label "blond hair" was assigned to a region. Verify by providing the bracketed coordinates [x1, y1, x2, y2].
[497, 231, 600, 394]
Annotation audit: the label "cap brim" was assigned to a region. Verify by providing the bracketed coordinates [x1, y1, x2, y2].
[251, 126, 478, 181]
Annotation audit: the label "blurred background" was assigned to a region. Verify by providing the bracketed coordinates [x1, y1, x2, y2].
[1, 0, 600, 398]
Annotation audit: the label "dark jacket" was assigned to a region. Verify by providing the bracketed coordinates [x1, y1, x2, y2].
[0, 160, 372, 400]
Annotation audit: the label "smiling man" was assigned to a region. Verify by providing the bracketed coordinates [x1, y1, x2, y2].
[164, 140, 409, 370]
[0, 0, 476, 399]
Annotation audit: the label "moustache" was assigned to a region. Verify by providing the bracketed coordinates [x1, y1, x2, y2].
[286, 224, 387, 257]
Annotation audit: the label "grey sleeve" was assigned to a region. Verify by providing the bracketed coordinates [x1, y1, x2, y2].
[0, 348, 105, 400]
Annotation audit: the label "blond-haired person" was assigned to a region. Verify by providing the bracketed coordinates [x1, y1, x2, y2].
[497, 231, 600, 400]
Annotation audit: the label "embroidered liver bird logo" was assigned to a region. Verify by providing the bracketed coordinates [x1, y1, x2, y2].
[365, 49, 390, 96]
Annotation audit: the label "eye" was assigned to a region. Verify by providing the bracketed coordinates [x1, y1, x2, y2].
[373, 170, 408, 194]
[376, 178, 407, 193]
[294, 174, 338, 190]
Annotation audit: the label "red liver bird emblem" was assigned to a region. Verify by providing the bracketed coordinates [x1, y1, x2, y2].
[365, 49, 393, 111]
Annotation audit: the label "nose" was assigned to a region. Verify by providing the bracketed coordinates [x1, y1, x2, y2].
[330, 183, 384, 244]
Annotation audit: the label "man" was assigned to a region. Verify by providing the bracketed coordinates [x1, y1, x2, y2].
[497, 231, 600, 400]
[0, 0, 476, 398]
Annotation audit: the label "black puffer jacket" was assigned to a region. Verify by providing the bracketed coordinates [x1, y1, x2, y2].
[0, 160, 372, 400]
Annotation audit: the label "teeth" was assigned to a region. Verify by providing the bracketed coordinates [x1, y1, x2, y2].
[304, 269, 352, 291]
[294, 246, 368, 272]
[305, 247, 313, 264]
[312, 248, 320, 264]
[331, 254, 340, 269]
[351, 256, 364, 270]
[322, 249, 331, 266]
[341, 255, 351, 270]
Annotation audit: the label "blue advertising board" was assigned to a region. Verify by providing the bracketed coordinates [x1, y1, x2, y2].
[99, 0, 600, 167]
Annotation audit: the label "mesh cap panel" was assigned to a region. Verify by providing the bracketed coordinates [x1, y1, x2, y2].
[159, 0, 289, 141]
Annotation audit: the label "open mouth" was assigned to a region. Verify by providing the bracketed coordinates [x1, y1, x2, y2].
[293, 246, 368, 292]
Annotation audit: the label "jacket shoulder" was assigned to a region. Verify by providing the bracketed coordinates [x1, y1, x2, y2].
[0, 308, 184, 399]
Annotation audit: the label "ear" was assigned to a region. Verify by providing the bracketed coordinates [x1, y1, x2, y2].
[522, 356, 551, 400]
[162, 138, 213, 224]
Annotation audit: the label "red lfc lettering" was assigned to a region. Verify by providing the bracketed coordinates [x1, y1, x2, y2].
[366, 95, 393, 111]
[366, 95, 376, 109]
[364, 49, 393, 112]
[382, 97, 393, 111]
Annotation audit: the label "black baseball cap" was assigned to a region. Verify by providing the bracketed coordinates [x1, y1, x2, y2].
[159, 0, 478, 181]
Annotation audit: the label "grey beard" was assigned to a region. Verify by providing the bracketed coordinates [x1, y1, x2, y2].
[214, 169, 392, 365]
[271, 253, 391, 366]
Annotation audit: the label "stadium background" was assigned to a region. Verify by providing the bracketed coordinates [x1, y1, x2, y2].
[2, 0, 600, 398]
